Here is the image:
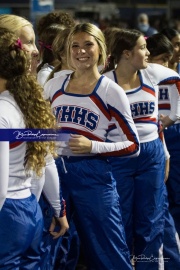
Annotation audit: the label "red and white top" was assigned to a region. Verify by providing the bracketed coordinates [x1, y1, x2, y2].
[44, 74, 140, 157]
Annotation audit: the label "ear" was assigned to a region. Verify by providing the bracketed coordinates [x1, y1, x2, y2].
[123, 49, 131, 59]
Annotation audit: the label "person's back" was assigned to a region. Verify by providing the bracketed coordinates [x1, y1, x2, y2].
[0, 27, 68, 269]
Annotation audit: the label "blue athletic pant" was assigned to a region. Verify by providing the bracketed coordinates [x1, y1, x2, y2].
[55, 156, 133, 270]
[39, 193, 65, 270]
[0, 194, 43, 270]
[110, 138, 165, 270]
[53, 219, 80, 270]
[163, 186, 180, 269]
[164, 123, 180, 237]
[39, 184, 80, 270]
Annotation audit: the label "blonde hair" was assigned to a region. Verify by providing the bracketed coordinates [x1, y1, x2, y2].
[0, 14, 32, 36]
[67, 23, 107, 69]
[0, 28, 57, 176]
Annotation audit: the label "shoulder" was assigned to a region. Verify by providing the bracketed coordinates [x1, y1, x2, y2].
[0, 91, 18, 128]
[101, 74, 117, 87]
[103, 70, 115, 81]
[144, 63, 180, 84]
[37, 64, 53, 86]
[100, 75, 126, 97]
[0, 91, 17, 108]
[147, 27, 158, 35]
[44, 74, 68, 100]
[54, 70, 73, 78]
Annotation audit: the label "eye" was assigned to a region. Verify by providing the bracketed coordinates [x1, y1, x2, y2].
[72, 44, 79, 48]
[27, 40, 33, 45]
[86, 42, 93, 46]
[141, 45, 146, 50]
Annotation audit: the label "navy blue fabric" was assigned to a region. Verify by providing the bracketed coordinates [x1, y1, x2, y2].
[163, 186, 180, 269]
[39, 194, 64, 270]
[0, 194, 43, 269]
[110, 138, 166, 270]
[55, 156, 132, 270]
[164, 123, 180, 237]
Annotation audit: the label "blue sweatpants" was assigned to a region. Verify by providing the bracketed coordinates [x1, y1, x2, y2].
[164, 123, 180, 237]
[0, 194, 43, 270]
[55, 156, 133, 270]
[163, 186, 180, 269]
[110, 138, 165, 270]
[39, 193, 65, 270]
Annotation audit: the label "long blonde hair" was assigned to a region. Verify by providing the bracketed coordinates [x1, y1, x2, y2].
[0, 14, 32, 35]
[0, 28, 57, 176]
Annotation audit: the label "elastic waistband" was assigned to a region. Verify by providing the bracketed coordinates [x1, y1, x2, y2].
[6, 188, 31, 199]
[59, 155, 107, 163]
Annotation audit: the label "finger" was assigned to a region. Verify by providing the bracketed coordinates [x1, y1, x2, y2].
[69, 139, 78, 144]
[70, 134, 81, 138]
[49, 221, 56, 232]
[50, 229, 67, 239]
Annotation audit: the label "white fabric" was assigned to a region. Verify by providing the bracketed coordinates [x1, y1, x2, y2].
[104, 63, 180, 143]
[0, 91, 61, 216]
[44, 69, 73, 100]
[44, 74, 140, 157]
[158, 84, 180, 124]
[37, 63, 54, 86]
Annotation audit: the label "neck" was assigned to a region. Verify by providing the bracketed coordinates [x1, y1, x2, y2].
[50, 59, 60, 68]
[168, 61, 178, 72]
[61, 63, 71, 70]
[115, 62, 139, 89]
[73, 67, 100, 81]
[0, 78, 7, 94]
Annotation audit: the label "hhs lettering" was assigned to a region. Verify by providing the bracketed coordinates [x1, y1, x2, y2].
[130, 101, 155, 117]
[54, 105, 99, 131]
[158, 87, 169, 101]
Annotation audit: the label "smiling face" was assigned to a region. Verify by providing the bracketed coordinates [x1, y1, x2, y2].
[129, 35, 150, 70]
[70, 32, 101, 71]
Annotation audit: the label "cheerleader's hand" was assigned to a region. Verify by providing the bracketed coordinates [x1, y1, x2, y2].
[69, 134, 92, 154]
[159, 114, 174, 130]
[49, 216, 69, 239]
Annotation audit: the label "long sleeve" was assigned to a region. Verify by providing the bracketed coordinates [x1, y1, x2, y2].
[159, 81, 180, 122]
[148, 63, 180, 121]
[91, 79, 140, 157]
[30, 169, 45, 201]
[0, 142, 9, 210]
[42, 157, 65, 217]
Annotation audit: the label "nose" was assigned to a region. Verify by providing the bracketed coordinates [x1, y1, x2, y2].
[33, 44, 39, 55]
[78, 47, 86, 53]
[32, 47, 39, 58]
[146, 49, 150, 56]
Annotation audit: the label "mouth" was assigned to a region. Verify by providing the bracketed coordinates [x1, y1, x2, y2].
[77, 57, 89, 61]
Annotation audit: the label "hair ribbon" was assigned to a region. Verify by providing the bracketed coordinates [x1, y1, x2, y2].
[38, 40, 52, 50]
[14, 38, 23, 49]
